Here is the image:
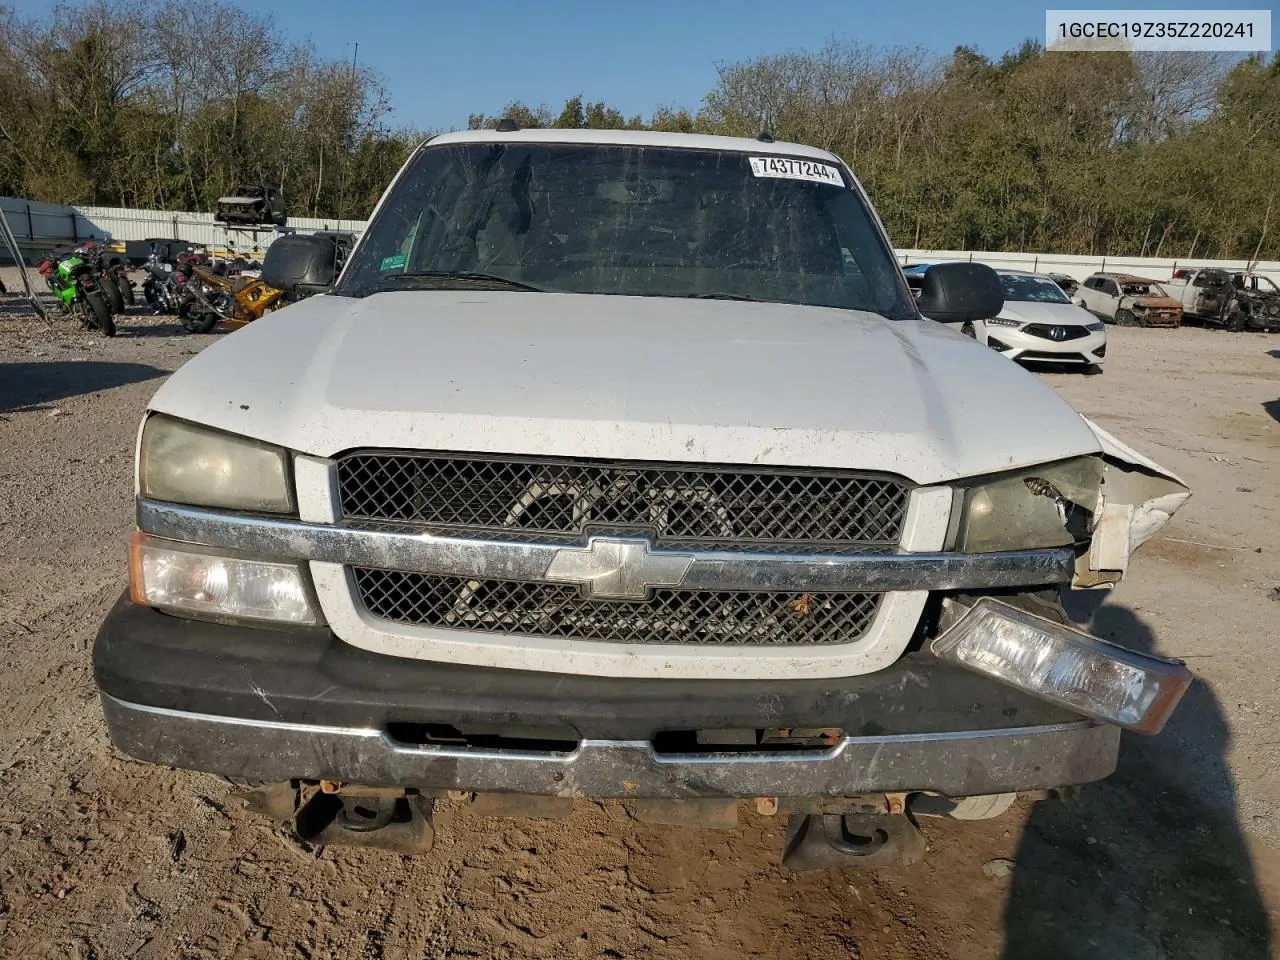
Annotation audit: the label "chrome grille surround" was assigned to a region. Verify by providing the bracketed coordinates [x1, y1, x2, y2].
[336, 452, 910, 646]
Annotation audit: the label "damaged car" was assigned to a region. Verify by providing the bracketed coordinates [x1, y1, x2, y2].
[214, 184, 287, 227]
[1166, 267, 1280, 332]
[94, 127, 1192, 870]
[1077, 272, 1182, 328]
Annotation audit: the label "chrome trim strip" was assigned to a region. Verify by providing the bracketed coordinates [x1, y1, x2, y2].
[137, 498, 1073, 593]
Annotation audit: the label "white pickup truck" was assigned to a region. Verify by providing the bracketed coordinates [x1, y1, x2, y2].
[1165, 266, 1280, 332]
[94, 128, 1192, 870]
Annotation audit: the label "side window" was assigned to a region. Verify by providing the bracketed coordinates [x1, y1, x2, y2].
[1083, 277, 1099, 290]
[1103, 280, 1119, 297]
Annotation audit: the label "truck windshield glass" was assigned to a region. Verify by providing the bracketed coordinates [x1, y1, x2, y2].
[1000, 274, 1071, 304]
[338, 141, 917, 317]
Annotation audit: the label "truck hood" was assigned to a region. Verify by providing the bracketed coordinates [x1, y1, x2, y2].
[148, 290, 1106, 485]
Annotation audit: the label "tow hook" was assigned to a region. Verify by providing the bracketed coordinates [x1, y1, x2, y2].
[292, 786, 435, 854]
[782, 812, 924, 871]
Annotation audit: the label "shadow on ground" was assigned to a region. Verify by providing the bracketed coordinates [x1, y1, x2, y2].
[1264, 399, 1280, 424]
[1002, 599, 1271, 959]
[0, 294, 51, 320]
[0, 360, 166, 412]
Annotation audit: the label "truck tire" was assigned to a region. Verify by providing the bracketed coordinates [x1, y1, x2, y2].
[100, 272, 125, 314]
[85, 290, 116, 336]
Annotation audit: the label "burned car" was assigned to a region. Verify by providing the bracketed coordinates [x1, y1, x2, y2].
[94, 128, 1193, 870]
[1167, 267, 1280, 332]
[1077, 272, 1182, 328]
[214, 184, 287, 227]
[1225, 272, 1280, 332]
[1045, 272, 1079, 298]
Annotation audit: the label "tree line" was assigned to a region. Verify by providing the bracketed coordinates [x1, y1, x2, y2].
[2, 0, 1278, 260]
[0, 0, 418, 220]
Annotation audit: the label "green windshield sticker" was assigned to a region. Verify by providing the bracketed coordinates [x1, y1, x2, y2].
[379, 253, 407, 272]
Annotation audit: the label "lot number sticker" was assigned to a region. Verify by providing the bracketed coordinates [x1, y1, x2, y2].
[749, 156, 845, 186]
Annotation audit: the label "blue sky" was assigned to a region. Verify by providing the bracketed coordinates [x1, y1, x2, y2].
[12, 0, 1263, 132]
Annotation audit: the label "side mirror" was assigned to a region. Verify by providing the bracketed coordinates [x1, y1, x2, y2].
[915, 262, 1004, 323]
[261, 234, 339, 301]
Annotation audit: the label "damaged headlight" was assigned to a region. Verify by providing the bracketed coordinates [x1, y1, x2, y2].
[949, 456, 1104, 552]
[933, 598, 1191, 733]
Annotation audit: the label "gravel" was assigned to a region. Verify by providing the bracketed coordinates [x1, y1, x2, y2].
[2, 275, 1277, 957]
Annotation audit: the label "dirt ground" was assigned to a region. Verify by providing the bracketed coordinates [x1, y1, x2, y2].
[2, 269, 1279, 959]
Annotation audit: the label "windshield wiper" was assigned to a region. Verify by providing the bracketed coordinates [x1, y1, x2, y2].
[684, 292, 768, 302]
[374, 270, 544, 292]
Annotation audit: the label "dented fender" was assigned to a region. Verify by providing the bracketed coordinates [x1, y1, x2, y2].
[1075, 417, 1190, 588]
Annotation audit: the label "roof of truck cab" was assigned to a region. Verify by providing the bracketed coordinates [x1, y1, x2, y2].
[425, 128, 844, 163]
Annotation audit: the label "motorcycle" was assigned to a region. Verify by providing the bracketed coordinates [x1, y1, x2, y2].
[75, 241, 134, 314]
[177, 259, 286, 333]
[141, 253, 181, 314]
[39, 252, 115, 336]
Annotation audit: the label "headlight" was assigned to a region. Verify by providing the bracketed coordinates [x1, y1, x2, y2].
[139, 414, 294, 513]
[950, 456, 1104, 552]
[130, 533, 319, 624]
[987, 317, 1021, 327]
[933, 598, 1191, 734]
[1085, 321, 1105, 332]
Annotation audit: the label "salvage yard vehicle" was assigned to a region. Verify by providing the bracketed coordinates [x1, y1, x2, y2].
[76, 240, 134, 313]
[1076, 272, 1182, 327]
[95, 128, 1193, 870]
[39, 250, 114, 336]
[1045, 272, 1079, 298]
[214, 184, 287, 227]
[176, 258, 286, 332]
[1165, 266, 1280, 332]
[125, 238, 191, 266]
[982, 270, 1106, 371]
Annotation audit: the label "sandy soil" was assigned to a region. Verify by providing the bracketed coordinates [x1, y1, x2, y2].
[2, 271, 1279, 959]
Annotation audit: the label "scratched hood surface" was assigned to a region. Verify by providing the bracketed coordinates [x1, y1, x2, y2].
[147, 290, 1101, 484]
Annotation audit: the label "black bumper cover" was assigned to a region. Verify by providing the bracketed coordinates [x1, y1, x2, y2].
[94, 594, 1088, 740]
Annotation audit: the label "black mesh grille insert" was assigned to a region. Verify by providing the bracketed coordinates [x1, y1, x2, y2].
[1023, 323, 1089, 342]
[353, 568, 881, 646]
[337, 453, 910, 554]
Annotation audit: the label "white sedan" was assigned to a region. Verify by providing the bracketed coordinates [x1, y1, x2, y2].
[978, 270, 1107, 372]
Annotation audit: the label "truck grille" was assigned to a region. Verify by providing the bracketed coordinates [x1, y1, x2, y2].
[337, 453, 909, 554]
[352, 568, 880, 646]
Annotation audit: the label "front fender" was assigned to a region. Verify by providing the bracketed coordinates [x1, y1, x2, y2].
[1075, 416, 1190, 588]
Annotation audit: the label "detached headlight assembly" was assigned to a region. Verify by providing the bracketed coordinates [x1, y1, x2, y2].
[933, 598, 1191, 733]
[950, 456, 1104, 552]
[139, 414, 294, 513]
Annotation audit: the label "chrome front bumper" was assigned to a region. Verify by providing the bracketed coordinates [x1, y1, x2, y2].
[99, 692, 1119, 799]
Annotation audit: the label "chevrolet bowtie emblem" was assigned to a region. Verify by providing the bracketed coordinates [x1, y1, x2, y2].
[544, 537, 694, 599]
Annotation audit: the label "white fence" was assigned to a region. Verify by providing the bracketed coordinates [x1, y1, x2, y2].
[5, 196, 1279, 284]
[896, 248, 1280, 285]
[0, 196, 366, 260]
